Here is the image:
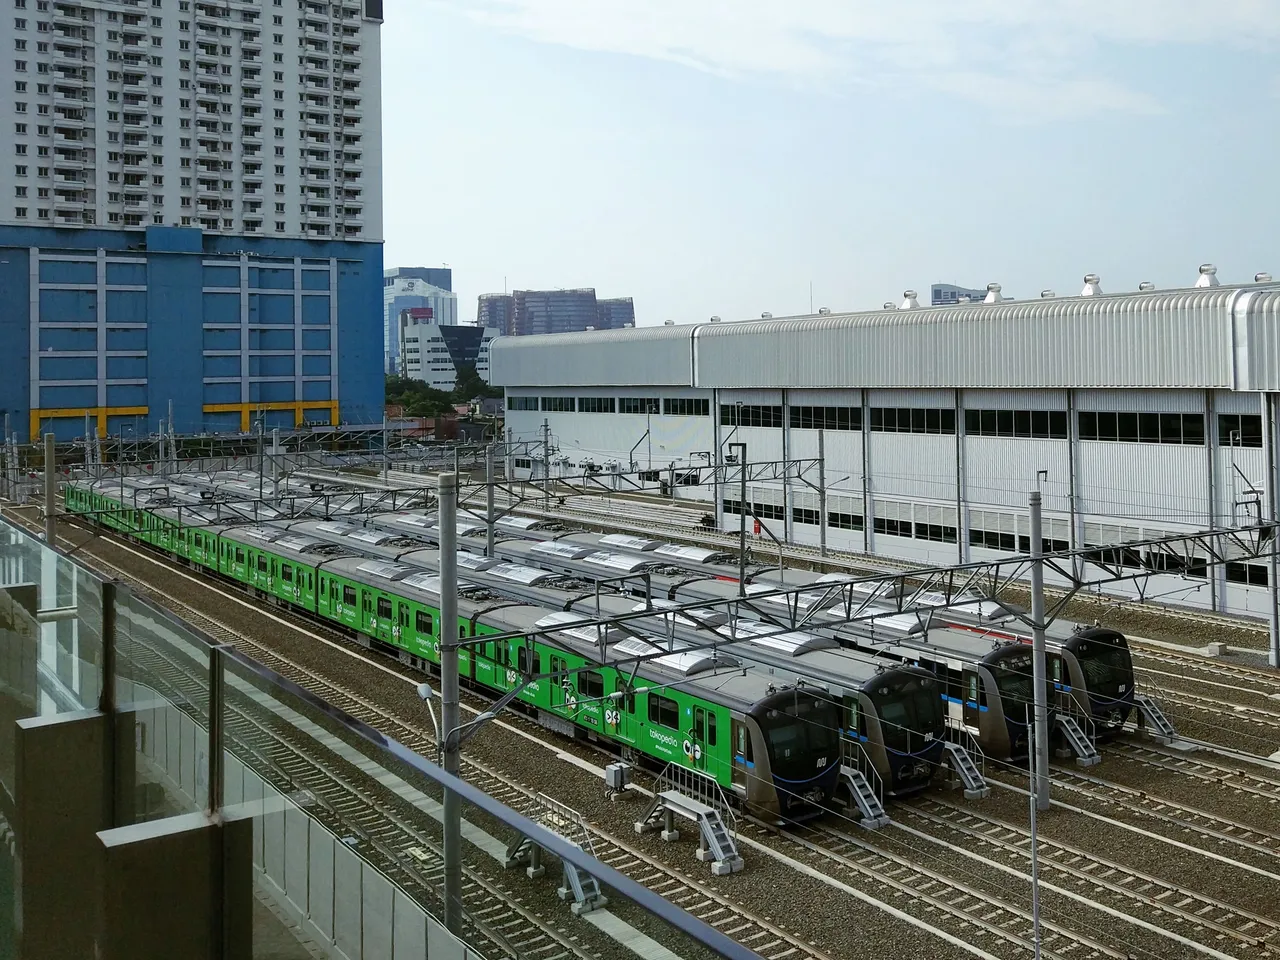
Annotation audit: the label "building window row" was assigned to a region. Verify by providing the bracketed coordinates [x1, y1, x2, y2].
[720, 404, 783, 428]
[1078, 411, 1204, 445]
[1219, 414, 1263, 448]
[507, 396, 538, 411]
[720, 499, 785, 521]
[619, 397, 660, 415]
[578, 397, 615, 414]
[790, 405, 860, 431]
[870, 407, 957, 435]
[965, 408, 1069, 440]
[540, 396, 574, 413]
[663, 398, 709, 417]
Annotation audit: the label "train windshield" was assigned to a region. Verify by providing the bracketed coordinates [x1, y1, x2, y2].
[990, 649, 1037, 723]
[1072, 637, 1132, 693]
[869, 673, 944, 754]
[758, 694, 841, 782]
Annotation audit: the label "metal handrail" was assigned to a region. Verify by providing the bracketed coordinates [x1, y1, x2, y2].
[841, 735, 884, 804]
[945, 725, 986, 779]
[654, 761, 737, 839]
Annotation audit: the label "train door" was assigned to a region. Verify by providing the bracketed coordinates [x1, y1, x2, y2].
[730, 719, 752, 792]
[548, 656, 568, 710]
[396, 601, 411, 649]
[962, 669, 981, 731]
[690, 706, 712, 771]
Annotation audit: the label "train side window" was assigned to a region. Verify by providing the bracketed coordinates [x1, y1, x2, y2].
[967, 674, 979, 704]
[647, 694, 678, 729]
[518, 646, 529, 673]
[707, 712, 717, 746]
[847, 700, 860, 735]
[281, 564, 293, 583]
[236, 548, 244, 564]
[343, 585, 356, 606]
[733, 721, 752, 761]
[622, 687, 635, 714]
[532, 650, 541, 674]
[415, 610, 432, 635]
[376, 597, 391, 619]
[578, 670, 603, 699]
[257, 556, 267, 572]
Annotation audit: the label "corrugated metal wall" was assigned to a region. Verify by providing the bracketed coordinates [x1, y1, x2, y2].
[490, 325, 695, 387]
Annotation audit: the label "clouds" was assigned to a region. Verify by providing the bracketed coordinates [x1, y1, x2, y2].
[439, 0, 1277, 118]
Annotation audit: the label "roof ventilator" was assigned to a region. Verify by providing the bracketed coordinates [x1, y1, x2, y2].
[1255, 272, 1273, 283]
[663, 319, 675, 326]
[899, 290, 920, 310]
[1040, 289, 1056, 299]
[760, 312, 773, 319]
[1080, 274, 1103, 296]
[709, 315, 722, 323]
[882, 301, 896, 310]
[817, 306, 832, 315]
[983, 282, 1003, 304]
[1138, 281, 1156, 292]
[1195, 264, 1219, 288]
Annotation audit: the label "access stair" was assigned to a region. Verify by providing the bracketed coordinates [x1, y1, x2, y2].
[942, 741, 990, 799]
[1056, 714, 1102, 766]
[505, 793, 607, 914]
[1134, 693, 1177, 744]
[634, 764, 743, 875]
[839, 737, 890, 828]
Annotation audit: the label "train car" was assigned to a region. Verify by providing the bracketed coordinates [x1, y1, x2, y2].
[313, 555, 842, 819]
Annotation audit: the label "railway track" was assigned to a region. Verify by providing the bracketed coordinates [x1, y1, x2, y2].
[1108, 741, 1280, 805]
[35, 513, 838, 960]
[1131, 648, 1280, 693]
[898, 797, 1280, 958]
[1147, 686, 1280, 730]
[743, 819, 1125, 960]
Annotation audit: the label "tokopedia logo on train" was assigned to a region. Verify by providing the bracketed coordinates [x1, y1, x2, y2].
[648, 729, 680, 749]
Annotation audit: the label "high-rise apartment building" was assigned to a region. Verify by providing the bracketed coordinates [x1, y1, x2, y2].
[0, 0, 385, 440]
[383, 266, 456, 372]
[477, 288, 636, 337]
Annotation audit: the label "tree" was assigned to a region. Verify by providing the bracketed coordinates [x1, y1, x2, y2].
[451, 364, 501, 402]
[384, 375, 454, 417]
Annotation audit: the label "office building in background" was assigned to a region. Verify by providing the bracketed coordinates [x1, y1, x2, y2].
[476, 288, 636, 337]
[398, 308, 498, 391]
[383, 266, 457, 372]
[931, 283, 987, 305]
[0, 0, 386, 440]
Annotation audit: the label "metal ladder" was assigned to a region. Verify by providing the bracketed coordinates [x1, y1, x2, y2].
[1055, 714, 1102, 766]
[505, 793, 608, 914]
[840, 738, 890, 828]
[1134, 693, 1177, 744]
[942, 741, 990, 799]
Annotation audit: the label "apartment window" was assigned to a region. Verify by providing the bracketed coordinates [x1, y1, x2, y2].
[14, 145, 25, 156]
[1078, 411, 1205, 445]
[720, 404, 783, 428]
[869, 407, 957, 435]
[14, 18, 25, 28]
[14, 60, 26, 71]
[15, 40, 26, 51]
[14, 102, 25, 112]
[964, 408, 1069, 440]
[13, 186, 24, 197]
[1219, 414, 1263, 448]
[14, 165, 26, 176]
[540, 396, 574, 413]
[274, 221, 285, 231]
[507, 396, 538, 411]
[663, 397, 709, 417]
[14, 81, 25, 92]
[13, 206, 26, 217]
[791, 507, 820, 525]
[578, 397, 615, 414]
[790, 405, 861, 431]
[619, 397, 659, 415]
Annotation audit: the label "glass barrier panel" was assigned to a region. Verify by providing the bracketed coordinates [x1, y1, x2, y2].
[115, 592, 211, 823]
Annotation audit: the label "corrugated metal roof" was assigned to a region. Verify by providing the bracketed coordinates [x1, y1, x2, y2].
[490, 325, 696, 387]
[693, 288, 1243, 389]
[491, 283, 1280, 391]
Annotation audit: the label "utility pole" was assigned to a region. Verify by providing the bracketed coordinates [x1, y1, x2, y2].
[730, 442, 747, 593]
[271, 427, 281, 503]
[256, 420, 264, 510]
[1264, 393, 1280, 668]
[158, 419, 166, 477]
[542, 418, 551, 509]
[1028, 720, 1043, 959]
[438, 472, 462, 935]
[1028, 490, 1050, 810]
[818, 428, 828, 558]
[85, 412, 94, 472]
[2, 414, 9, 500]
[43, 433, 56, 544]
[382, 414, 389, 485]
[485, 443, 495, 559]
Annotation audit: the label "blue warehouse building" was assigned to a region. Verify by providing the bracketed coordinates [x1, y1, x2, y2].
[0, 225, 383, 442]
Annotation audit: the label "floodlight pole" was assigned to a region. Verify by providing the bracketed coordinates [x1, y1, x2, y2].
[485, 443, 495, 559]
[818, 427, 828, 558]
[438, 471, 462, 935]
[730, 442, 747, 594]
[43, 433, 56, 544]
[1028, 720, 1043, 959]
[1264, 393, 1280, 668]
[1029, 490, 1050, 811]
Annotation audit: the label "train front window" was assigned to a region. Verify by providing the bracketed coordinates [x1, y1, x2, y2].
[992, 651, 1036, 722]
[1076, 641, 1132, 692]
[870, 675, 943, 753]
[758, 695, 840, 781]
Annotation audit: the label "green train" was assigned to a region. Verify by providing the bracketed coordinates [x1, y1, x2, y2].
[66, 478, 844, 819]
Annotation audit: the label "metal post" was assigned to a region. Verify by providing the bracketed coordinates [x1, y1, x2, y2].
[438, 472, 463, 935]
[542, 418, 551, 509]
[85, 412, 94, 468]
[731, 442, 747, 593]
[256, 420, 264, 507]
[1029, 491, 1050, 810]
[2, 414, 9, 499]
[485, 443, 495, 559]
[1265, 393, 1280, 667]
[271, 427, 281, 502]
[168, 398, 174, 440]
[43, 432, 56, 544]
[818, 428, 828, 558]
[382, 414, 389, 485]
[208, 645, 226, 815]
[453, 444, 459, 480]
[1028, 720, 1042, 959]
[157, 419, 166, 477]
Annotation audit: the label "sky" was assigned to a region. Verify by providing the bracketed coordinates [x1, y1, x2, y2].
[380, 1, 1280, 325]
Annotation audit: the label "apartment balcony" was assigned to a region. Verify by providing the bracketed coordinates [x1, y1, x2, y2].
[53, 113, 87, 130]
[241, 169, 264, 183]
[54, 212, 86, 226]
[54, 171, 86, 186]
[336, 155, 362, 171]
[52, 7, 89, 29]
[240, 130, 262, 146]
[121, 154, 147, 168]
[53, 48, 89, 69]
[121, 113, 148, 130]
